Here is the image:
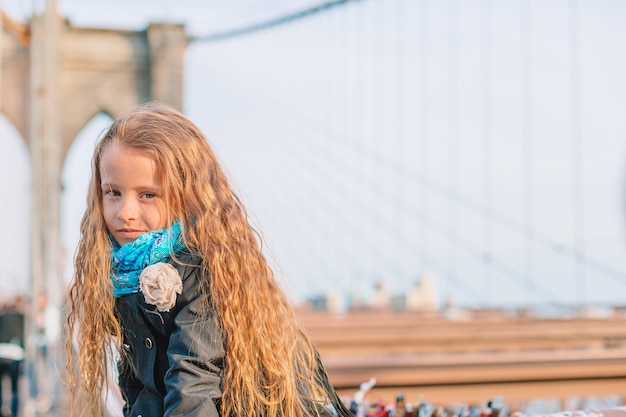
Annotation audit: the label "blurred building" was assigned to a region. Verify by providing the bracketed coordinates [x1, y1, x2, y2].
[406, 274, 439, 313]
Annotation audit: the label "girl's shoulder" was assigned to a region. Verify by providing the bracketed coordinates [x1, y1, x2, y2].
[172, 248, 204, 277]
[174, 247, 203, 264]
[170, 248, 208, 296]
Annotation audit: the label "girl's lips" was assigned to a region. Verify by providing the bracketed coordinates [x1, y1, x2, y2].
[117, 229, 144, 238]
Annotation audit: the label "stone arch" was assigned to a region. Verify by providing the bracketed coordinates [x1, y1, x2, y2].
[59, 20, 189, 162]
[1, 11, 30, 145]
[61, 112, 113, 283]
[1, 5, 190, 380]
[61, 108, 114, 165]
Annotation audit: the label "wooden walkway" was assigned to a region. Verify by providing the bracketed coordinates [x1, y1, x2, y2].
[298, 310, 626, 406]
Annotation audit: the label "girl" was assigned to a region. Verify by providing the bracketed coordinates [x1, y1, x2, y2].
[65, 102, 353, 417]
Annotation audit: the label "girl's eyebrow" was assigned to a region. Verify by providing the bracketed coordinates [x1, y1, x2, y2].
[100, 181, 117, 199]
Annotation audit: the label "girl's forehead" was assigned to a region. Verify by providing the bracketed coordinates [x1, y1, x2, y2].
[100, 143, 158, 165]
[100, 143, 161, 176]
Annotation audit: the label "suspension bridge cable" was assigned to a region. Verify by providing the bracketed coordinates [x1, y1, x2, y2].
[196, 60, 573, 305]
[265, 97, 417, 269]
[207, 70, 404, 289]
[390, 160, 626, 288]
[358, 0, 383, 279]
[396, 0, 410, 281]
[481, 0, 494, 303]
[216, 72, 557, 303]
[368, 170, 556, 302]
[208, 64, 488, 299]
[192, 0, 363, 43]
[355, 156, 558, 303]
[202, 78, 339, 292]
[192, 0, 626, 300]
[274, 116, 422, 290]
[387, 0, 404, 283]
[222, 67, 626, 290]
[345, 0, 363, 289]
[285, 126, 487, 300]
[447, 0, 459, 293]
[417, 0, 431, 274]
[520, 0, 535, 304]
[191, 68, 326, 291]
[568, 0, 586, 305]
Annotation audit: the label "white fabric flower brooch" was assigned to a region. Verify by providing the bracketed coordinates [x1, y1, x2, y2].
[140, 263, 183, 312]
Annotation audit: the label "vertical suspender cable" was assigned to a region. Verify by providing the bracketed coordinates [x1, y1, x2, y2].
[317, 11, 332, 285]
[353, 1, 369, 292]
[395, 0, 409, 288]
[387, 0, 404, 287]
[370, 1, 385, 282]
[360, 0, 373, 288]
[345, 0, 358, 294]
[481, 0, 493, 303]
[349, 1, 370, 292]
[328, 7, 340, 287]
[417, 0, 431, 277]
[447, 0, 459, 296]
[520, 0, 535, 306]
[331, 5, 353, 293]
[368, 1, 385, 283]
[568, 0, 585, 307]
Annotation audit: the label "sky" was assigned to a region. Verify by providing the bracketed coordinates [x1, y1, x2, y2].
[2, 0, 626, 310]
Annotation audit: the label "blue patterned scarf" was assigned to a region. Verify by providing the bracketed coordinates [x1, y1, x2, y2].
[110, 221, 186, 297]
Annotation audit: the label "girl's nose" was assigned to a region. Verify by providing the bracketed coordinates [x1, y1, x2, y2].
[117, 198, 138, 221]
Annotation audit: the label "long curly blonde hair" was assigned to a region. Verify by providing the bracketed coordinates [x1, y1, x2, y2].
[65, 102, 330, 417]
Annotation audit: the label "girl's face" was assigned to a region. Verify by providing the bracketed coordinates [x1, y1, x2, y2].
[100, 143, 168, 246]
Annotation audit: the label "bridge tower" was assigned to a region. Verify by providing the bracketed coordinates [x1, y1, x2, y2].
[1, 0, 189, 404]
[2, 0, 189, 299]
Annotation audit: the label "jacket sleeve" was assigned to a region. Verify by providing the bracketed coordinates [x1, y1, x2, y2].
[163, 265, 225, 417]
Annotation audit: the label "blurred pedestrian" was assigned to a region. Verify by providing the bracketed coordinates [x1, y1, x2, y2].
[0, 338, 25, 417]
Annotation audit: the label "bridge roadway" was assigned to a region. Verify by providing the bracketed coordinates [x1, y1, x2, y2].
[297, 310, 626, 407]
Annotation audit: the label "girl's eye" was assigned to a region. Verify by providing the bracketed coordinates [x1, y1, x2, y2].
[105, 190, 120, 197]
[142, 193, 156, 199]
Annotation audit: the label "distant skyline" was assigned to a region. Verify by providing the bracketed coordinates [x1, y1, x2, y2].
[2, 0, 626, 308]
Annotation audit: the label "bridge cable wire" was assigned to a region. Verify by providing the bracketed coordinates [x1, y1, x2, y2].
[447, 0, 460, 298]
[480, 0, 494, 303]
[204, 68, 401, 294]
[344, 1, 366, 291]
[215, 63, 626, 291]
[196, 1, 552, 302]
[385, 0, 402, 284]
[568, 0, 586, 305]
[417, 0, 431, 275]
[395, 0, 409, 282]
[200, 81, 332, 295]
[201, 59, 489, 300]
[520, 0, 536, 305]
[209, 68, 558, 304]
[361, 0, 383, 280]
[193, 0, 625, 301]
[192, 0, 364, 43]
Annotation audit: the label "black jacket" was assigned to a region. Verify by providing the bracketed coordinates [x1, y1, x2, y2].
[115, 250, 353, 417]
